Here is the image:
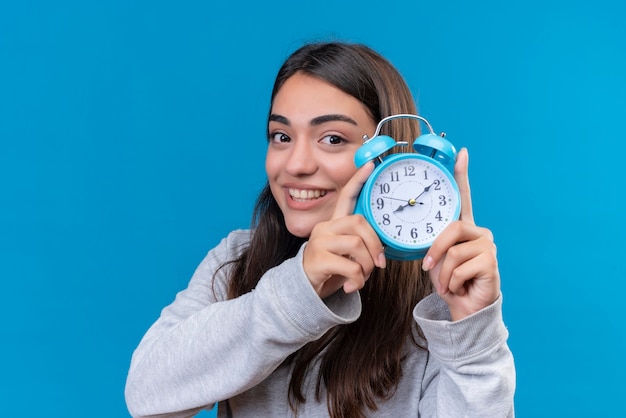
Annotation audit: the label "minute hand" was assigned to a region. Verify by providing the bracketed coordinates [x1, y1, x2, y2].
[392, 182, 435, 213]
[412, 181, 436, 202]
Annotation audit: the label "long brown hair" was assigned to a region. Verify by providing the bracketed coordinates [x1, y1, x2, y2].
[226, 42, 433, 417]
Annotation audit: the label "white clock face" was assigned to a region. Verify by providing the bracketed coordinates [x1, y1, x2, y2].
[367, 156, 459, 247]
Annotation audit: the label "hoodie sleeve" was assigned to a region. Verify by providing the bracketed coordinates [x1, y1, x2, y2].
[124, 230, 361, 418]
[414, 294, 516, 417]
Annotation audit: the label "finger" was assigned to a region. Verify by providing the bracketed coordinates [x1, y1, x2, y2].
[436, 238, 490, 294]
[422, 221, 490, 271]
[454, 148, 474, 224]
[326, 216, 385, 269]
[332, 161, 375, 219]
[303, 240, 366, 298]
[326, 233, 376, 272]
[351, 215, 386, 269]
[435, 239, 476, 293]
[342, 253, 373, 293]
[446, 251, 498, 296]
[323, 253, 371, 294]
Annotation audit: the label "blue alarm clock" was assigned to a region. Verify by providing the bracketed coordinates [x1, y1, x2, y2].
[354, 114, 461, 261]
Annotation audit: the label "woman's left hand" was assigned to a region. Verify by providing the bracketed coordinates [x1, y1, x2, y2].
[421, 148, 501, 321]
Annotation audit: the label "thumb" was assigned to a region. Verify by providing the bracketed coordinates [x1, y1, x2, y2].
[454, 147, 475, 224]
[332, 161, 374, 219]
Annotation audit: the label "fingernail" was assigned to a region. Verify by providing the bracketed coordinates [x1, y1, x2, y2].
[377, 252, 386, 269]
[422, 255, 433, 271]
[344, 282, 357, 293]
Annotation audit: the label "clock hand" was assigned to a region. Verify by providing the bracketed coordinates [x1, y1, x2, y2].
[393, 198, 424, 213]
[384, 196, 414, 203]
[412, 181, 436, 202]
[392, 182, 435, 213]
[382, 196, 417, 213]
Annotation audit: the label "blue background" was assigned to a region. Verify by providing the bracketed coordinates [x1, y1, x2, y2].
[1, 0, 624, 416]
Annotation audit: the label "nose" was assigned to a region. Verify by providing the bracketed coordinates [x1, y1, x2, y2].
[284, 139, 317, 176]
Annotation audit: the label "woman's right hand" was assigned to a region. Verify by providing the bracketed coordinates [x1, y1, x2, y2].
[303, 162, 386, 299]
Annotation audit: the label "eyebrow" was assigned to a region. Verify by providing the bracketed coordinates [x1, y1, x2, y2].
[269, 113, 358, 127]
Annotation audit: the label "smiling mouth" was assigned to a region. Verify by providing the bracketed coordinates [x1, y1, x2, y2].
[288, 188, 327, 202]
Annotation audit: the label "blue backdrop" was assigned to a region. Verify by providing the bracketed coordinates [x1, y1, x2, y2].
[1, 0, 624, 416]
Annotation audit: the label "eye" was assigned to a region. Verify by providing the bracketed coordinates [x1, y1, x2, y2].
[269, 132, 291, 143]
[320, 134, 345, 145]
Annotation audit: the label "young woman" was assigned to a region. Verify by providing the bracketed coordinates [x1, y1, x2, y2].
[125, 42, 515, 418]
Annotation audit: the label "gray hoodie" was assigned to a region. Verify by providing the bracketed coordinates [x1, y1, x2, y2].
[125, 229, 515, 417]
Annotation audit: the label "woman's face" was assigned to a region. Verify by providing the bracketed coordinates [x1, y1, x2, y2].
[266, 73, 377, 237]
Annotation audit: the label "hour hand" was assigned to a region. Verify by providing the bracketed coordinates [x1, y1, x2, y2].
[392, 198, 423, 213]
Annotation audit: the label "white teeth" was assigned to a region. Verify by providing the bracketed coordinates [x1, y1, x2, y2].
[289, 188, 327, 201]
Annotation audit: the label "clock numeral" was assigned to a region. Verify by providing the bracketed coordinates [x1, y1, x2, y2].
[390, 171, 399, 182]
[404, 166, 415, 176]
[433, 179, 441, 190]
[435, 211, 443, 221]
[376, 198, 384, 210]
[379, 183, 390, 194]
[382, 214, 391, 225]
[423, 169, 428, 180]
[393, 226, 419, 238]
[438, 195, 447, 206]
[426, 223, 433, 234]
